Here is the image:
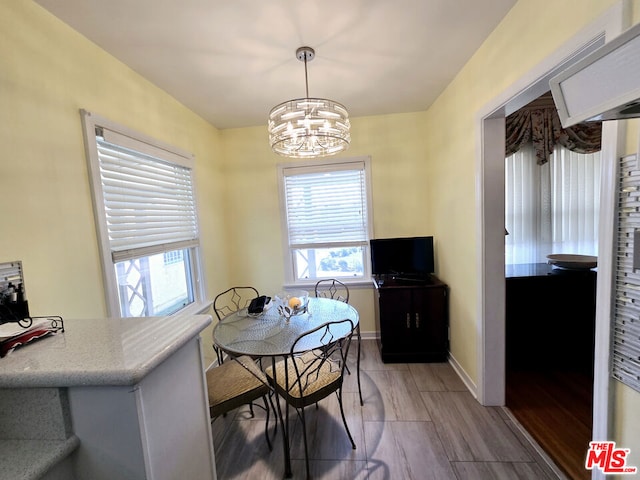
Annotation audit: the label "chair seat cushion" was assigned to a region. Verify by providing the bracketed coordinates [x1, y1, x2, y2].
[206, 356, 269, 417]
[265, 354, 342, 407]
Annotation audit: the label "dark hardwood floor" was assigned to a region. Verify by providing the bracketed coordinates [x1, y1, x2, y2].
[505, 266, 596, 480]
[506, 368, 593, 480]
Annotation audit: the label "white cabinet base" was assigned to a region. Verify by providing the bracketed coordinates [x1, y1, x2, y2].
[69, 337, 216, 480]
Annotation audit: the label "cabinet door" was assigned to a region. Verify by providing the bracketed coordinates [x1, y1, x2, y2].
[378, 288, 413, 352]
[411, 286, 448, 355]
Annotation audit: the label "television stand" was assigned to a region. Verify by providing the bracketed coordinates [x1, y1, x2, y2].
[377, 273, 433, 286]
[373, 274, 449, 362]
[391, 275, 429, 284]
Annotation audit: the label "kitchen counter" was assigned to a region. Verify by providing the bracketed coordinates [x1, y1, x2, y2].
[0, 315, 211, 388]
[506, 262, 555, 278]
[0, 315, 216, 480]
[506, 262, 597, 278]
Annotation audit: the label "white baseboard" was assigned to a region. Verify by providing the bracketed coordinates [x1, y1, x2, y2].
[360, 335, 478, 400]
[359, 331, 378, 340]
[448, 352, 478, 398]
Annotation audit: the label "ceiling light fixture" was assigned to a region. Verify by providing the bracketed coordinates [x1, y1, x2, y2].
[268, 46, 350, 158]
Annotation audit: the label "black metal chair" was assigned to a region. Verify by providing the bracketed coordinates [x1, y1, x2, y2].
[314, 279, 363, 406]
[211, 286, 269, 421]
[265, 319, 356, 479]
[212, 286, 259, 364]
[205, 355, 275, 451]
[314, 278, 350, 303]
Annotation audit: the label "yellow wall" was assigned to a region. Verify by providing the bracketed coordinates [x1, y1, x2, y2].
[423, 0, 640, 469]
[220, 111, 431, 333]
[0, 0, 227, 364]
[424, 0, 623, 383]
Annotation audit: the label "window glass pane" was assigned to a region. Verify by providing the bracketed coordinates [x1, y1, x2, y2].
[115, 248, 194, 317]
[293, 247, 364, 280]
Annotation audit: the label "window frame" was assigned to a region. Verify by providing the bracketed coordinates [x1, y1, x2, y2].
[277, 156, 374, 287]
[81, 109, 208, 317]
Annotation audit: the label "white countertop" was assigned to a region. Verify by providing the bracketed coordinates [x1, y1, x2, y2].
[0, 314, 212, 388]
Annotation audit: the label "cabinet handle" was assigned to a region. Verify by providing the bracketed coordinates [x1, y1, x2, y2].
[406, 313, 411, 328]
[415, 312, 420, 328]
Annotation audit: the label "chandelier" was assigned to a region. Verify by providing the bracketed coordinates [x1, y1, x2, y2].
[268, 46, 351, 158]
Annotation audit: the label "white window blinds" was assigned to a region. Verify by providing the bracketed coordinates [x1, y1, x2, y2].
[96, 128, 199, 261]
[505, 143, 601, 265]
[282, 162, 368, 248]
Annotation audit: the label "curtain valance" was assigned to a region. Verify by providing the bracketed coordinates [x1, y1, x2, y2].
[505, 94, 602, 165]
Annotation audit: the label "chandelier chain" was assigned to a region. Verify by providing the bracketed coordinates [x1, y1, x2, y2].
[304, 54, 309, 98]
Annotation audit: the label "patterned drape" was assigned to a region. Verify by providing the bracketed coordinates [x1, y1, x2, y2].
[505, 96, 602, 165]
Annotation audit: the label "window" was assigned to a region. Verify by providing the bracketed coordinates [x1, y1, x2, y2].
[81, 110, 206, 317]
[505, 143, 601, 264]
[278, 157, 373, 284]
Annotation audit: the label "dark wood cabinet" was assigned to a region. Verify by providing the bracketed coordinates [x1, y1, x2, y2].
[373, 274, 449, 362]
[505, 263, 596, 373]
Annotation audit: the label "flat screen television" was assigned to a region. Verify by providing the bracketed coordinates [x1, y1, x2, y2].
[370, 236, 434, 278]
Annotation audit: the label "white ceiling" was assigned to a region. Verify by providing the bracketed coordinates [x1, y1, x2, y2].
[35, 0, 517, 129]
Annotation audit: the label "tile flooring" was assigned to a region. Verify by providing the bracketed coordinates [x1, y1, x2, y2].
[211, 340, 565, 479]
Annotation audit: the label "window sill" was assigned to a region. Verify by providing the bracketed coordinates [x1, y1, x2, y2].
[173, 300, 213, 319]
[283, 279, 374, 291]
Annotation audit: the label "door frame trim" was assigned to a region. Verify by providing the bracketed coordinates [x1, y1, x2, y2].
[475, 4, 630, 472]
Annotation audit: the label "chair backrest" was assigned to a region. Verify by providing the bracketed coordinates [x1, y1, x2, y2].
[314, 279, 349, 303]
[213, 286, 259, 320]
[286, 319, 355, 399]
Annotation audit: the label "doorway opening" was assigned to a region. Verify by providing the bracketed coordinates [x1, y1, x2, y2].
[477, 3, 628, 479]
[503, 91, 602, 477]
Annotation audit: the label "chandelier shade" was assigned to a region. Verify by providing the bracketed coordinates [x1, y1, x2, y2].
[268, 47, 351, 158]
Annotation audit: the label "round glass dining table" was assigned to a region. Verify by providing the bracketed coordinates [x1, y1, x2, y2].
[212, 297, 359, 357]
[212, 296, 359, 478]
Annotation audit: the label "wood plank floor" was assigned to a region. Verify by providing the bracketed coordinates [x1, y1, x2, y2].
[211, 340, 563, 479]
[506, 369, 593, 480]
